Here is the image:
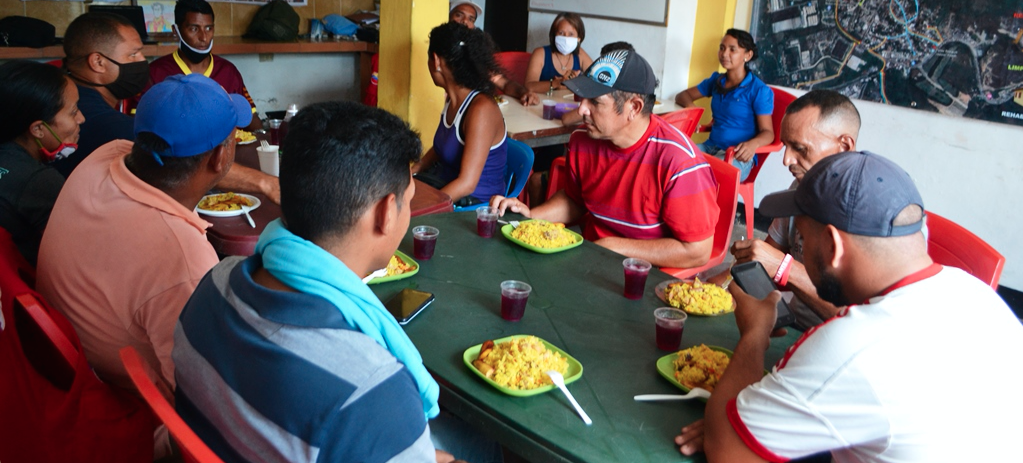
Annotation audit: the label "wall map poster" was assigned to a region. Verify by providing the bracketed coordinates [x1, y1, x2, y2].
[750, 1, 1023, 126]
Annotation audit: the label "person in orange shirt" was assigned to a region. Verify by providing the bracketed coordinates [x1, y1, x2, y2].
[37, 74, 251, 395]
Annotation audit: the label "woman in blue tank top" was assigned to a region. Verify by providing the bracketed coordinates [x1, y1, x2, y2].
[414, 22, 507, 206]
[524, 13, 594, 94]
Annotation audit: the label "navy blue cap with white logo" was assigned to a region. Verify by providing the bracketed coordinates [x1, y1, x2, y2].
[758, 151, 925, 237]
[565, 49, 657, 98]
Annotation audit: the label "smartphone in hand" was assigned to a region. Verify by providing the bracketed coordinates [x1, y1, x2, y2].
[730, 261, 796, 330]
[384, 288, 435, 325]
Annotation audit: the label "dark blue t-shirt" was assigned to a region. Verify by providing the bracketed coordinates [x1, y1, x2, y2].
[52, 85, 134, 178]
[696, 72, 774, 149]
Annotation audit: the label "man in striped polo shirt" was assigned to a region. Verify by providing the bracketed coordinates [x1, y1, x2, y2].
[173, 102, 470, 462]
[491, 49, 719, 268]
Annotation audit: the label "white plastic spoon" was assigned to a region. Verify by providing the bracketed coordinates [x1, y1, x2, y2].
[634, 388, 711, 402]
[240, 204, 256, 228]
[546, 370, 592, 425]
[362, 268, 387, 284]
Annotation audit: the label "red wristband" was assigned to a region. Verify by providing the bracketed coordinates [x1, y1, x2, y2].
[773, 254, 793, 287]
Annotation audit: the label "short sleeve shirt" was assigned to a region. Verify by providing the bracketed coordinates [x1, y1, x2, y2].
[564, 116, 718, 242]
[696, 72, 773, 149]
[728, 266, 1023, 462]
[132, 51, 258, 114]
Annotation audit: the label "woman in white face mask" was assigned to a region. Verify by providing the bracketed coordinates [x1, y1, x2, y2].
[0, 60, 85, 265]
[524, 13, 593, 94]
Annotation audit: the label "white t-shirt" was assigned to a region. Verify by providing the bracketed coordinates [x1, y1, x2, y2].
[729, 265, 1023, 463]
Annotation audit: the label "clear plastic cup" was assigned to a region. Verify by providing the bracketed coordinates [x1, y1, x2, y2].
[412, 226, 439, 260]
[267, 119, 283, 145]
[623, 257, 652, 300]
[654, 307, 687, 351]
[500, 280, 532, 321]
[476, 207, 498, 238]
[256, 144, 280, 176]
[542, 99, 557, 120]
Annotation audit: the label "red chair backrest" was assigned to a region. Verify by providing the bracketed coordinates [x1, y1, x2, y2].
[661, 107, 705, 137]
[120, 346, 226, 463]
[926, 211, 1005, 289]
[0, 228, 155, 463]
[661, 154, 740, 279]
[494, 51, 531, 87]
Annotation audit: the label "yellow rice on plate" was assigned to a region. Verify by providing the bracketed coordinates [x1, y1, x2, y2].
[385, 254, 413, 277]
[673, 344, 730, 392]
[198, 193, 254, 212]
[665, 278, 733, 315]
[510, 220, 576, 249]
[478, 336, 568, 390]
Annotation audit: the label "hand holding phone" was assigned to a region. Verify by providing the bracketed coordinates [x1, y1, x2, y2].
[384, 288, 435, 325]
[730, 261, 795, 330]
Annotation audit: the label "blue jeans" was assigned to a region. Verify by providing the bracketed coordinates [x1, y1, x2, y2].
[697, 141, 754, 182]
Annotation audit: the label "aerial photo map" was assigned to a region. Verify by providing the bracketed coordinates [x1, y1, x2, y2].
[750, 0, 1023, 126]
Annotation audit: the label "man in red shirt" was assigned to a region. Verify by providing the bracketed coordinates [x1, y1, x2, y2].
[136, 0, 262, 131]
[491, 50, 719, 268]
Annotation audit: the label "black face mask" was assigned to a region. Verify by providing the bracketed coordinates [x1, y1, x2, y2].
[98, 53, 150, 100]
[178, 44, 211, 65]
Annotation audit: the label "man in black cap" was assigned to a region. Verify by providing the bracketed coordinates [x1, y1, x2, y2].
[675, 151, 1023, 462]
[491, 49, 719, 269]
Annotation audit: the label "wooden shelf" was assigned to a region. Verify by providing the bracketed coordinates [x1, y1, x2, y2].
[0, 37, 378, 60]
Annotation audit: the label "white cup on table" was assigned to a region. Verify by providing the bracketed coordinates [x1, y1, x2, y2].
[256, 144, 280, 176]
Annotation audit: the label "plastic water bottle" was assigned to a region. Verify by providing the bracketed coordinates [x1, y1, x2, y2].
[279, 104, 298, 151]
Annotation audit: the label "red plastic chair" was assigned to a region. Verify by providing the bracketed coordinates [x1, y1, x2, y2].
[661, 107, 705, 137]
[0, 228, 155, 463]
[661, 154, 740, 279]
[494, 51, 531, 87]
[120, 346, 226, 463]
[546, 155, 568, 200]
[925, 211, 1005, 290]
[722, 87, 798, 238]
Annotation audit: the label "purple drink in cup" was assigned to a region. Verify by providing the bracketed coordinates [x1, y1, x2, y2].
[500, 280, 532, 321]
[654, 307, 687, 351]
[623, 258, 652, 300]
[476, 207, 498, 238]
[412, 225, 439, 260]
[542, 99, 557, 120]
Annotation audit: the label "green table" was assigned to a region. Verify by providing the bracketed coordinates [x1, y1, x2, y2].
[371, 212, 800, 463]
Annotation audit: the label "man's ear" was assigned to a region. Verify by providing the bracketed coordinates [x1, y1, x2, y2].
[838, 134, 857, 152]
[825, 224, 845, 269]
[87, 52, 108, 74]
[207, 143, 234, 175]
[630, 95, 644, 119]
[372, 193, 399, 236]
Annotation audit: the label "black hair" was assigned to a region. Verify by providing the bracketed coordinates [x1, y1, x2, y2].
[548, 13, 586, 56]
[0, 61, 70, 143]
[174, 0, 215, 26]
[610, 90, 657, 117]
[279, 101, 422, 243]
[600, 41, 634, 55]
[786, 89, 861, 132]
[63, 12, 134, 61]
[713, 28, 759, 96]
[428, 22, 499, 95]
[125, 132, 215, 190]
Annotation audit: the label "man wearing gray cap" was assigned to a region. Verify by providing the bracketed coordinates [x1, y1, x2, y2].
[491, 49, 718, 269]
[675, 151, 1023, 462]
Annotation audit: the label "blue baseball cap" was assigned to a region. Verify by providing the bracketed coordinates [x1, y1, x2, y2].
[758, 151, 925, 237]
[565, 49, 657, 99]
[134, 74, 251, 162]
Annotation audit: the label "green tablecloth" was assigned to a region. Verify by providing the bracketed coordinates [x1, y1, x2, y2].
[371, 212, 800, 463]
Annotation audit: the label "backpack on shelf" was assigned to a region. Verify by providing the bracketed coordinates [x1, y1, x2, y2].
[244, 0, 299, 42]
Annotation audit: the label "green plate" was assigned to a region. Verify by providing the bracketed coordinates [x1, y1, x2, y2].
[367, 250, 419, 285]
[463, 334, 584, 397]
[656, 345, 734, 400]
[656, 346, 767, 400]
[500, 221, 584, 254]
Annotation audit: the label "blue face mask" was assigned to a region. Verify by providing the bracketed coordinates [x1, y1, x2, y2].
[34, 121, 77, 162]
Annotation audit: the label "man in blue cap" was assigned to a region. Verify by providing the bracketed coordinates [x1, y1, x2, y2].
[37, 74, 251, 396]
[675, 151, 1023, 462]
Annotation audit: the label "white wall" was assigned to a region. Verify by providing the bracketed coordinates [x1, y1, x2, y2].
[526, 1, 698, 101]
[228, 53, 361, 114]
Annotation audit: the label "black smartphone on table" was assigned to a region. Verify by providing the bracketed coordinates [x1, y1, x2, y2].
[384, 288, 435, 325]
[730, 261, 796, 330]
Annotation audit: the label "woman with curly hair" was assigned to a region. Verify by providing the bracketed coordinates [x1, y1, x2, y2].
[524, 13, 593, 93]
[675, 29, 774, 181]
[414, 22, 507, 206]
